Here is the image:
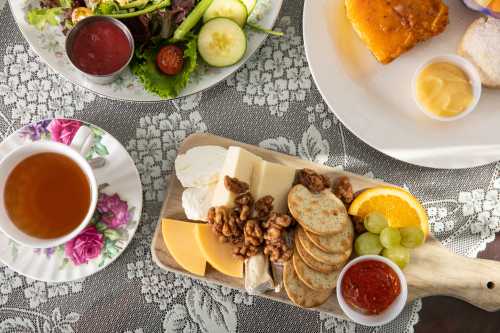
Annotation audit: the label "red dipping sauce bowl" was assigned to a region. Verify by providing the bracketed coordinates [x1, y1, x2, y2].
[336, 255, 408, 327]
[66, 16, 134, 85]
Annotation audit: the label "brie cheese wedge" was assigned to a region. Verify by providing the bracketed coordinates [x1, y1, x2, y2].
[175, 146, 227, 188]
[182, 185, 216, 221]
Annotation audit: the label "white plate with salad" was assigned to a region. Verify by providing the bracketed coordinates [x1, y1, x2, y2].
[11, 0, 282, 101]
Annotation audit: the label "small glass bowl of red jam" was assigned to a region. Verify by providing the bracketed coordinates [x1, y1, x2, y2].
[337, 255, 408, 326]
[66, 16, 134, 85]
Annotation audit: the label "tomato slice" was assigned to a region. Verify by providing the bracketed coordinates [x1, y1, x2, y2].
[156, 45, 184, 76]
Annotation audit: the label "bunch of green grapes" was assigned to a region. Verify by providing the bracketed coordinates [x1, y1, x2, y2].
[354, 212, 425, 268]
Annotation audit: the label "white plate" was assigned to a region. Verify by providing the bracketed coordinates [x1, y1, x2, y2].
[0, 118, 142, 282]
[9, 0, 282, 101]
[303, 0, 500, 169]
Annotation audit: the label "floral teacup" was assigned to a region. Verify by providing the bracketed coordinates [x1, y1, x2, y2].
[0, 125, 98, 248]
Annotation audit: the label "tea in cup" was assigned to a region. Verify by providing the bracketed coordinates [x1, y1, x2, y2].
[0, 126, 98, 248]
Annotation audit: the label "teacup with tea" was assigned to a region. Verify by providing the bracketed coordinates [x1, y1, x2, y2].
[0, 126, 98, 248]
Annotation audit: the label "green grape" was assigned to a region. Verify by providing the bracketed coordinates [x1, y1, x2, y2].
[354, 232, 383, 256]
[400, 226, 425, 248]
[382, 246, 410, 269]
[379, 227, 401, 248]
[364, 212, 388, 234]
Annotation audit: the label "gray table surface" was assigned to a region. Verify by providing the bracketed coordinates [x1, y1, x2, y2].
[0, 1, 499, 332]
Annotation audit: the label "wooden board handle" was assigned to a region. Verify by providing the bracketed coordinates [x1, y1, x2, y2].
[405, 239, 500, 312]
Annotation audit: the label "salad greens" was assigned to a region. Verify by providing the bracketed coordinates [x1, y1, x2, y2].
[94, 1, 120, 15]
[96, 0, 172, 19]
[172, 0, 212, 41]
[59, 0, 73, 7]
[131, 35, 197, 98]
[120, 0, 150, 9]
[27, 7, 64, 29]
[26, 0, 72, 30]
[25, 0, 281, 99]
[247, 22, 283, 37]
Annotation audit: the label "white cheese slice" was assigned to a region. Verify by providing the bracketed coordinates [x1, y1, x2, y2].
[182, 185, 216, 221]
[211, 146, 262, 207]
[175, 146, 227, 188]
[245, 253, 274, 294]
[251, 161, 296, 213]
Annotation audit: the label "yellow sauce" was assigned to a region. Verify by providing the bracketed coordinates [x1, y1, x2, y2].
[415, 62, 473, 118]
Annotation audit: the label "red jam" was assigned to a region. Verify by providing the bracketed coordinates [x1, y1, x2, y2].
[71, 20, 131, 76]
[341, 260, 401, 315]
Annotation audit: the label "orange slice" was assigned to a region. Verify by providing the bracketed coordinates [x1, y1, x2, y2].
[348, 186, 429, 237]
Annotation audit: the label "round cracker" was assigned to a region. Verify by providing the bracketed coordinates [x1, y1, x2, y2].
[295, 232, 339, 273]
[297, 227, 350, 266]
[293, 248, 340, 290]
[283, 261, 332, 308]
[288, 185, 348, 235]
[305, 217, 354, 254]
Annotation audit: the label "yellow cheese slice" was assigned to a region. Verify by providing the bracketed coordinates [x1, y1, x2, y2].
[162, 219, 207, 276]
[211, 146, 262, 208]
[251, 161, 296, 213]
[195, 224, 244, 278]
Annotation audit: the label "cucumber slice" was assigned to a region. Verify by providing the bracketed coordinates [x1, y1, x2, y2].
[198, 18, 247, 67]
[241, 0, 256, 14]
[203, 0, 248, 27]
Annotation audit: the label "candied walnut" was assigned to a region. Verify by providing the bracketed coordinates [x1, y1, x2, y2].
[239, 205, 251, 221]
[351, 215, 366, 234]
[207, 206, 243, 244]
[244, 220, 264, 246]
[254, 195, 274, 219]
[333, 176, 354, 206]
[264, 242, 293, 263]
[297, 169, 330, 193]
[229, 210, 246, 228]
[207, 207, 216, 222]
[233, 193, 254, 221]
[264, 225, 282, 241]
[233, 244, 260, 260]
[235, 192, 253, 206]
[262, 213, 294, 262]
[224, 176, 249, 194]
[269, 213, 293, 229]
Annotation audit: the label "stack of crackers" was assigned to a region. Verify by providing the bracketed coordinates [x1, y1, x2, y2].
[284, 184, 354, 308]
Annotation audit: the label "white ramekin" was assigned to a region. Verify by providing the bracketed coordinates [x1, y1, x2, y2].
[411, 54, 482, 122]
[336, 255, 408, 327]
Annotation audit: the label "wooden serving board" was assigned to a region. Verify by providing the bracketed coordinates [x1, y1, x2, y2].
[151, 133, 500, 318]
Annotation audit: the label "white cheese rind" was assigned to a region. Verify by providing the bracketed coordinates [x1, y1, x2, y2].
[251, 161, 296, 213]
[175, 146, 227, 188]
[182, 185, 216, 221]
[245, 253, 274, 294]
[211, 146, 263, 207]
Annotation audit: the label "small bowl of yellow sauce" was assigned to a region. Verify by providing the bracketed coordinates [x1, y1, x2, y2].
[412, 55, 482, 122]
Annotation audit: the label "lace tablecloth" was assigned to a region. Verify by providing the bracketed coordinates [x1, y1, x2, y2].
[0, 1, 499, 332]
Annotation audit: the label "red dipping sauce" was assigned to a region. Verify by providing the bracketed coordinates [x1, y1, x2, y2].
[341, 260, 401, 315]
[70, 20, 131, 76]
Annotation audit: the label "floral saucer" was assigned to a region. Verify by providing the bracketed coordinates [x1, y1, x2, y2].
[0, 119, 142, 282]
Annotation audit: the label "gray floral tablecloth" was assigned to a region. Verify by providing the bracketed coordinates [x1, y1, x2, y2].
[0, 1, 499, 332]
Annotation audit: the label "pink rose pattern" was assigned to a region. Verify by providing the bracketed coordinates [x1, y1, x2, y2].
[32, 119, 130, 266]
[25, 119, 129, 266]
[97, 194, 132, 229]
[65, 225, 104, 265]
[61, 192, 132, 266]
[47, 119, 82, 145]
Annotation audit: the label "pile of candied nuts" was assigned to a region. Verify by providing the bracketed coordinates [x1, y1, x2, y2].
[207, 176, 294, 263]
[206, 170, 359, 263]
